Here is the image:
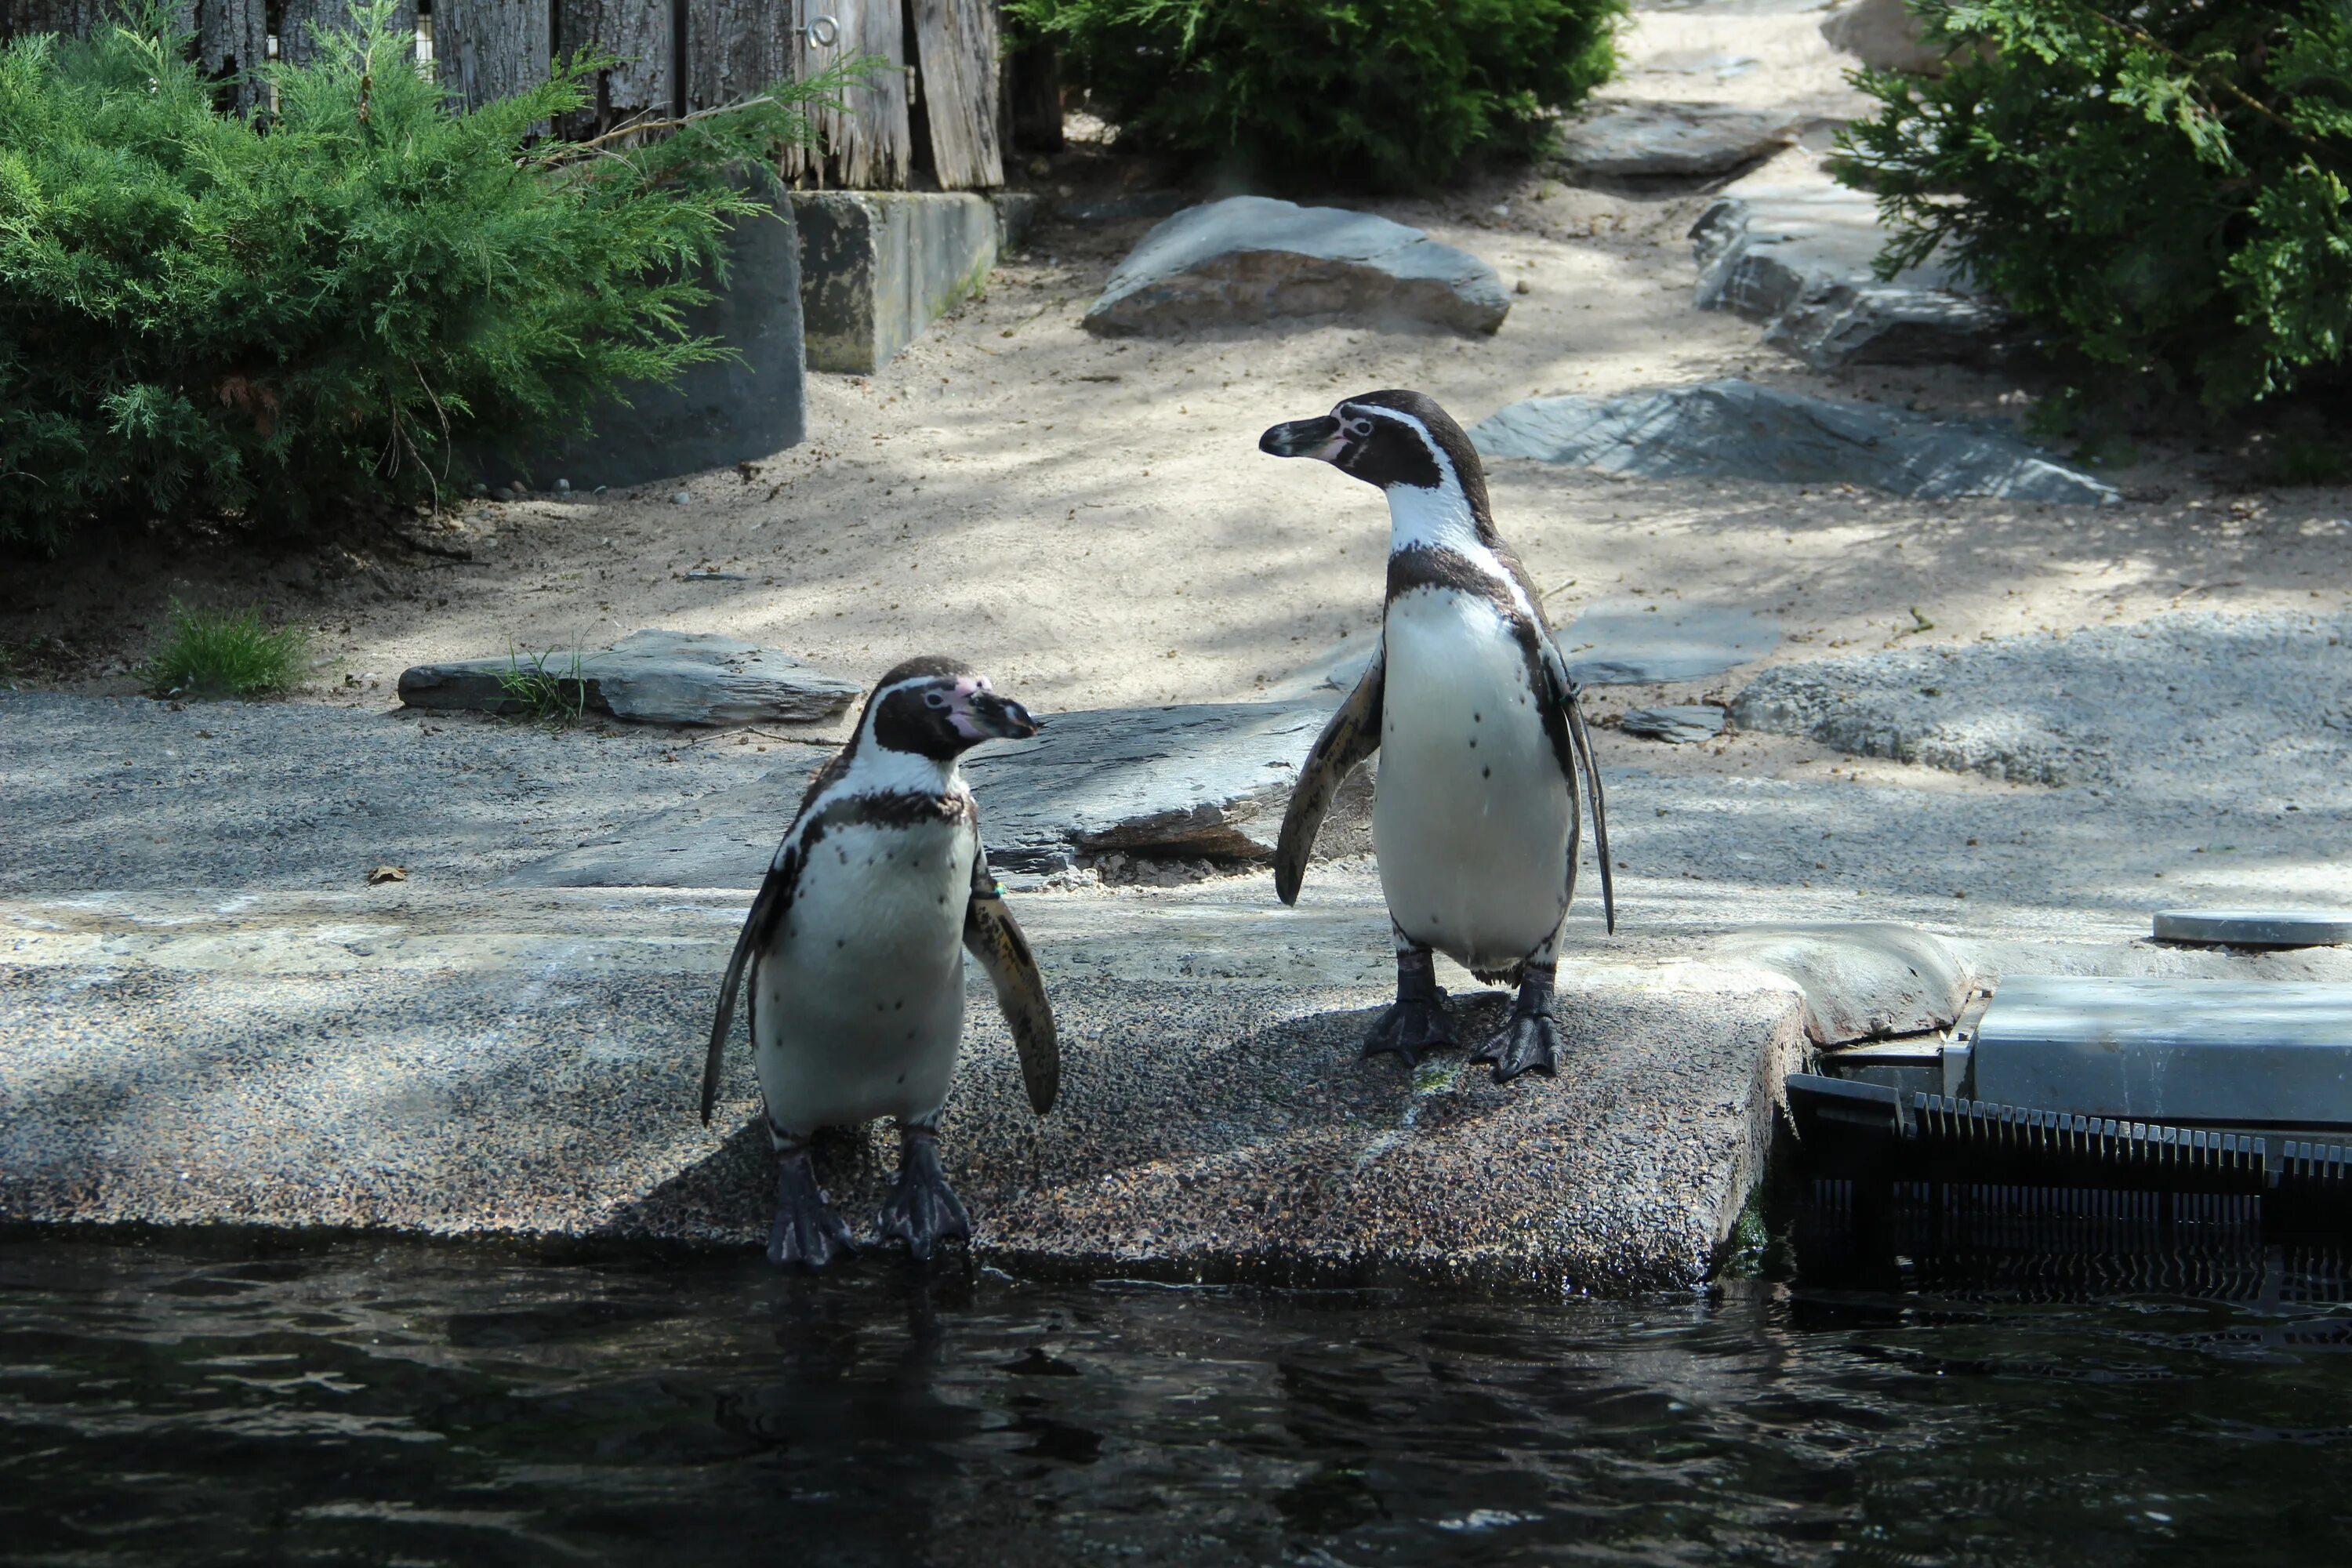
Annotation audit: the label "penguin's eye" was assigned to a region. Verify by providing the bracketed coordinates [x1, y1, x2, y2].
[924, 691, 949, 710]
[1346, 419, 1374, 438]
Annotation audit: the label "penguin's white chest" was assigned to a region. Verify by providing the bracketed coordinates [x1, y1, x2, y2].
[753, 815, 977, 1134]
[1374, 588, 1573, 975]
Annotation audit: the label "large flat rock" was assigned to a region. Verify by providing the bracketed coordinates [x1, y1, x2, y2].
[1083, 198, 1509, 338]
[397, 630, 862, 728]
[1554, 99, 1799, 179]
[508, 701, 1336, 887]
[1472, 379, 2118, 505]
[1690, 177, 2005, 368]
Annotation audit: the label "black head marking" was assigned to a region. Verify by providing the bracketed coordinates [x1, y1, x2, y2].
[1261, 388, 1497, 533]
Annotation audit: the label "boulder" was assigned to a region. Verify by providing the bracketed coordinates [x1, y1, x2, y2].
[1470, 379, 2119, 505]
[1820, 0, 1965, 74]
[1553, 100, 1799, 180]
[1621, 706, 1728, 745]
[396, 630, 862, 728]
[1690, 180, 2006, 368]
[506, 700, 1341, 887]
[1083, 197, 1509, 338]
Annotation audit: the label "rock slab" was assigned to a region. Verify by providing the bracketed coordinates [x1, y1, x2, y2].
[1622, 706, 1728, 744]
[397, 630, 862, 728]
[1554, 100, 1799, 180]
[2154, 910, 2352, 949]
[1471, 379, 2118, 505]
[1084, 198, 1509, 338]
[506, 701, 1335, 887]
[1691, 180, 2005, 368]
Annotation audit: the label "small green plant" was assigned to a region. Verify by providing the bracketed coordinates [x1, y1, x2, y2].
[1831, 2, 2352, 413]
[499, 644, 590, 728]
[0, 3, 864, 544]
[142, 601, 310, 699]
[1010, 0, 1626, 190]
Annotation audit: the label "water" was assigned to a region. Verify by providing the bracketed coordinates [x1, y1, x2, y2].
[5, 1235, 2352, 1565]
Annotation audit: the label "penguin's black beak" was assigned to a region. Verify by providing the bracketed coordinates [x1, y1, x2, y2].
[1260, 416, 1344, 461]
[965, 690, 1040, 741]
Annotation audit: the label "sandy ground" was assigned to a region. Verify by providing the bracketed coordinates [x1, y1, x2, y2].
[5, 5, 2350, 786]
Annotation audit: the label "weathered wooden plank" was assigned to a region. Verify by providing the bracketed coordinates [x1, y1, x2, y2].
[0, 0, 114, 40]
[191, 0, 268, 90]
[557, 0, 670, 122]
[789, 0, 909, 189]
[436, 0, 549, 110]
[909, 0, 999, 188]
[276, 0, 418, 69]
[684, 0, 789, 109]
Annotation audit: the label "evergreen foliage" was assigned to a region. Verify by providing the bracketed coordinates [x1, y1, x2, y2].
[1009, 0, 1626, 191]
[1833, 1, 2352, 411]
[0, 3, 855, 544]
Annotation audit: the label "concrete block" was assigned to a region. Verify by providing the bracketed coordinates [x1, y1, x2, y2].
[789, 191, 1003, 373]
[495, 196, 807, 492]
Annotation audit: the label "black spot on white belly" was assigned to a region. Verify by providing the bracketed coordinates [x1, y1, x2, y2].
[1482, 765, 1490, 779]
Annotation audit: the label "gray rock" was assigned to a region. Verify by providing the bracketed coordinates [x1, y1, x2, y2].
[1690, 180, 2006, 367]
[1820, 0, 1961, 74]
[1621, 705, 1727, 744]
[1710, 922, 1975, 1046]
[1471, 379, 2118, 505]
[1083, 197, 1509, 338]
[1553, 100, 1799, 180]
[396, 630, 861, 728]
[2153, 910, 2352, 949]
[1730, 609, 2352, 789]
[508, 701, 1338, 887]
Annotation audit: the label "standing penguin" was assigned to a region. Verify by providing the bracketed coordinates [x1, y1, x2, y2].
[702, 656, 1058, 1269]
[1261, 390, 1614, 1083]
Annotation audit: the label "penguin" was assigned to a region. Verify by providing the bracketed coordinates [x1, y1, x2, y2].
[702, 655, 1058, 1269]
[1259, 390, 1614, 1083]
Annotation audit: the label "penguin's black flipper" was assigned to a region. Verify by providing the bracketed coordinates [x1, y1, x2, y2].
[1538, 635, 1617, 936]
[964, 847, 1058, 1114]
[1273, 641, 1386, 906]
[703, 840, 802, 1125]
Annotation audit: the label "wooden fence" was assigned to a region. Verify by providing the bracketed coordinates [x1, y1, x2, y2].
[0, 0, 1000, 188]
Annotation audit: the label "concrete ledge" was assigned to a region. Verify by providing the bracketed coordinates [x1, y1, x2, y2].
[0, 881, 1893, 1292]
[789, 191, 1004, 373]
[485, 196, 806, 491]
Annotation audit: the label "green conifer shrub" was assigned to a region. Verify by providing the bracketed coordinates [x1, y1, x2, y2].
[1832, 1, 2352, 412]
[0, 4, 855, 545]
[1007, 0, 1626, 191]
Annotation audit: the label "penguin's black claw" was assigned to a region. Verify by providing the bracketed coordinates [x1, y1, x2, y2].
[876, 1134, 972, 1262]
[1361, 993, 1454, 1065]
[1472, 1011, 1559, 1084]
[768, 1156, 858, 1270]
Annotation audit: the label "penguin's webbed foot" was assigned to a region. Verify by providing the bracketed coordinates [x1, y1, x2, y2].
[768, 1150, 858, 1270]
[876, 1128, 972, 1262]
[1362, 993, 1454, 1065]
[1472, 1010, 1559, 1083]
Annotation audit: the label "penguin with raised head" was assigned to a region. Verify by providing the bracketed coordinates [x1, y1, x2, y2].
[1260, 390, 1614, 1082]
[702, 655, 1058, 1268]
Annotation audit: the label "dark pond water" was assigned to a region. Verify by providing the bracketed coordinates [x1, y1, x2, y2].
[5, 1234, 2352, 1566]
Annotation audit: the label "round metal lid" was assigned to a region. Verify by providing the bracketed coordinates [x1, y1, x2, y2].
[2152, 909, 2352, 948]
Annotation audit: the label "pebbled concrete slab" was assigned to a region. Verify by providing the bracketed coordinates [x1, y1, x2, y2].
[397, 630, 862, 728]
[2, 877, 1999, 1291]
[1084, 198, 1509, 338]
[1730, 609, 2352, 788]
[1473, 379, 2118, 505]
